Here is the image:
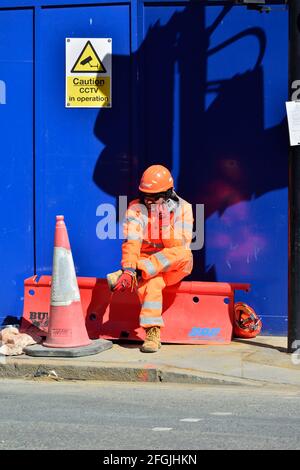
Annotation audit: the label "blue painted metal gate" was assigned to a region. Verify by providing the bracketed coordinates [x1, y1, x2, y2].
[0, 8, 34, 325]
[0, 1, 288, 335]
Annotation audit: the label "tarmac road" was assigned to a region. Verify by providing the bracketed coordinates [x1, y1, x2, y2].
[0, 379, 299, 450]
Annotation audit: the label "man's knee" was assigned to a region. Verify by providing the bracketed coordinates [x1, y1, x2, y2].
[138, 275, 165, 292]
[162, 246, 189, 260]
[159, 248, 192, 272]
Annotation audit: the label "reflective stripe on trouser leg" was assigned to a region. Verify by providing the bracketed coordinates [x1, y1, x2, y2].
[138, 275, 166, 327]
[137, 246, 192, 280]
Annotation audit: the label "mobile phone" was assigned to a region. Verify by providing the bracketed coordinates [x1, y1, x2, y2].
[165, 198, 177, 212]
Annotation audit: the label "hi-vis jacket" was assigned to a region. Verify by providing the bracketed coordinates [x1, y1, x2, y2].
[121, 197, 194, 270]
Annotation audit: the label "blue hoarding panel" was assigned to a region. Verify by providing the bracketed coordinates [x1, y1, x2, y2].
[0, 9, 34, 326]
[35, 5, 131, 278]
[142, 4, 288, 334]
[0, 2, 288, 335]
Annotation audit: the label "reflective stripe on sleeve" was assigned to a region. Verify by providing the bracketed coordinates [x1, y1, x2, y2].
[174, 221, 193, 231]
[139, 258, 157, 275]
[127, 233, 143, 241]
[127, 216, 144, 227]
[153, 252, 170, 270]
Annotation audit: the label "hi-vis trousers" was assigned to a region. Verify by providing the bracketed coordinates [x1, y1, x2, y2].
[136, 246, 193, 328]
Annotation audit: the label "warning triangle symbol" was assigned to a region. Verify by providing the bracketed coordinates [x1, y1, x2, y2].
[71, 40, 107, 73]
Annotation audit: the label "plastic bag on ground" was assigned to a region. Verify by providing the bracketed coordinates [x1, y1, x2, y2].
[0, 326, 41, 356]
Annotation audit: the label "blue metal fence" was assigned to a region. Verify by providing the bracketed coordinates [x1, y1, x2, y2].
[0, 8, 34, 326]
[0, 1, 289, 334]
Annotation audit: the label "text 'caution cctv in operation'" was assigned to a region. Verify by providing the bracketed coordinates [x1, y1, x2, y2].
[65, 38, 112, 108]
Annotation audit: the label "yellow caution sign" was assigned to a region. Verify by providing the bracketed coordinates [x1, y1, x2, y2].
[66, 38, 112, 108]
[71, 41, 106, 74]
[66, 76, 110, 107]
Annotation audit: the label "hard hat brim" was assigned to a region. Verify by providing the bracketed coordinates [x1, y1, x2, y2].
[138, 184, 173, 193]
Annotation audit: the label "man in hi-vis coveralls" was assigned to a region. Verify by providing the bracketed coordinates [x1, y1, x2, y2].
[107, 165, 194, 352]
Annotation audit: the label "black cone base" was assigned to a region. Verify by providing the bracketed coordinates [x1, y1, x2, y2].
[24, 339, 113, 357]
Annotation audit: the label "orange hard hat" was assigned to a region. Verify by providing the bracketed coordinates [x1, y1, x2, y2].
[233, 302, 262, 339]
[139, 165, 174, 193]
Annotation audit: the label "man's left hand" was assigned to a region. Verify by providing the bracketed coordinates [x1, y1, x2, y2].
[113, 270, 136, 292]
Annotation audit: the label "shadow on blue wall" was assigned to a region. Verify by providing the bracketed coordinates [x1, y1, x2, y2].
[92, 4, 288, 333]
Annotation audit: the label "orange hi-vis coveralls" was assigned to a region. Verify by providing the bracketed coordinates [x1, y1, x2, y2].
[122, 197, 193, 328]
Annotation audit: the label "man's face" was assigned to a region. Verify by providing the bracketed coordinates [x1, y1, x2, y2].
[143, 194, 165, 208]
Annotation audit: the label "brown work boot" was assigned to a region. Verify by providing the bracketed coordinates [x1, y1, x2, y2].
[140, 326, 161, 353]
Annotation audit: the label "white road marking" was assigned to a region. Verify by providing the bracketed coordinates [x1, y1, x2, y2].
[283, 396, 300, 399]
[210, 412, 233, 416]
[180, 418, 203, 422]
[152, 427, 173, 431]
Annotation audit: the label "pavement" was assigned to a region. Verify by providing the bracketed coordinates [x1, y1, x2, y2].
[0, 336, 300, 387]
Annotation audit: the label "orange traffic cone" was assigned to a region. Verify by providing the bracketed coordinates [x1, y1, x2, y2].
[43, 215, 91, 348]
[24, 215, 112, 357]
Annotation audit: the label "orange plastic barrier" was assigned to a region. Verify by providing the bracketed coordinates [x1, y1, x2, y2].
[20, 276, 250, 345]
